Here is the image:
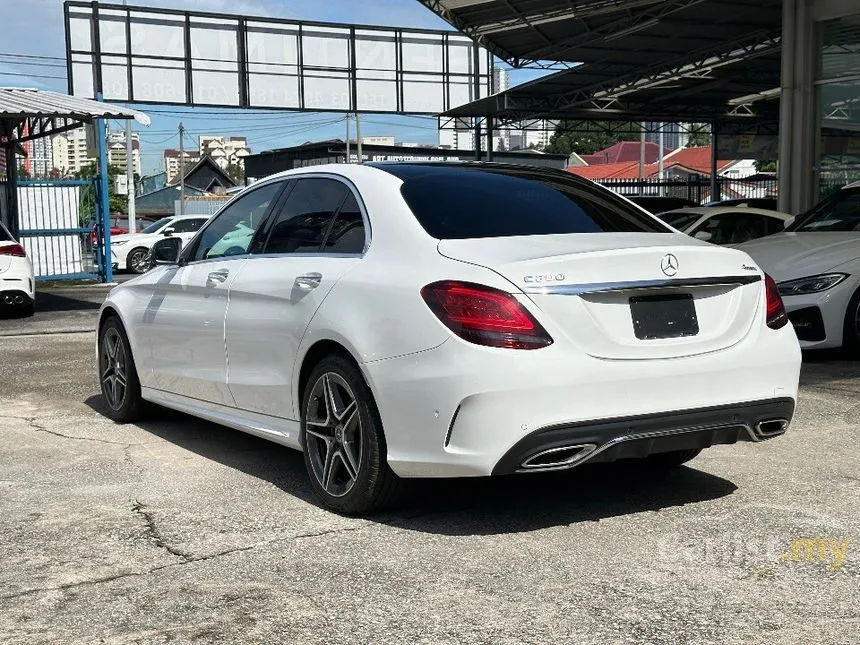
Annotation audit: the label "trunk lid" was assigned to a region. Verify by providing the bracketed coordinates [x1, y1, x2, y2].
[438, 233, 764, 360]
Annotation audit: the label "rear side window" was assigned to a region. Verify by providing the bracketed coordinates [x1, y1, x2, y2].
[322, 193, 366, 254]
[0, 223, 12, 241]
[385, 165, 669, 239]
[263, 178, 349, 254]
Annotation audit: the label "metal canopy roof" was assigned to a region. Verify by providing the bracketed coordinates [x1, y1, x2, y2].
[0, 88, 150, 145]
[419, 0, 781, 68]
[427, 0, 782, 127]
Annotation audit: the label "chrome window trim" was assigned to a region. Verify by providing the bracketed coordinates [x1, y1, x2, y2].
[523, 274, 761, 296]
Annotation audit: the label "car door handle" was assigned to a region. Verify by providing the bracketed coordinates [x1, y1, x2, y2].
[207, 269, 229, 285]
[294, 272, 322, 290]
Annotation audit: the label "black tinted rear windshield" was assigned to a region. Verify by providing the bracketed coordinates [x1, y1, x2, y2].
[373, 163, 669, 239]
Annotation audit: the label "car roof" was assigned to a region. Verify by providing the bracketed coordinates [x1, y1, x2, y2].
[660, 206, 791, 219]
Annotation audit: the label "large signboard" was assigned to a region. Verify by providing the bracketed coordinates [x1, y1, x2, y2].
[65, 1, 491, 114]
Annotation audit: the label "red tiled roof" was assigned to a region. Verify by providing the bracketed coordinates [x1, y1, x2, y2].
[568, 147, 735, 180]
[568, 162, 640, 179]
[580, 140, 672, 165]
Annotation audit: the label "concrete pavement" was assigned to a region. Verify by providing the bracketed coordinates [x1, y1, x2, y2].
[0, 302, 858, 644]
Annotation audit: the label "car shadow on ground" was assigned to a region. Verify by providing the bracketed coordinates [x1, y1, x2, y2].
[800, 349, 859, 389]
[85, 394, 739, 535]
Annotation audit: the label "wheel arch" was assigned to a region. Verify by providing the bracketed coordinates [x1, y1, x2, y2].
[295, 338, 365, 415]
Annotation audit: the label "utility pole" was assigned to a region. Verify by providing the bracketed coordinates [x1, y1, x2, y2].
[179, 122, 186, 216]
[355, 112, 362, 163]
[658, 122, 665, 197]
[345, 115, 350, 163]
[638, 123, 646, 186]
[123, 0, 136, 233]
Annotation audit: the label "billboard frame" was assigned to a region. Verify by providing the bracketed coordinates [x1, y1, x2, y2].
[64, 1, 492, 115]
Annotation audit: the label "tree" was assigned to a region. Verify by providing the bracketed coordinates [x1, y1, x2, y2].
[16, 164, 30, 179]
[686, 123, 711, 147]
[74, 162, 128, 223]
[543, 120, 639, 157]
[224, 162, 245, 184]
[754, 159, 777, 173]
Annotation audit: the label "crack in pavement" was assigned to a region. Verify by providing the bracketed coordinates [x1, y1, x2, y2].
[131, 501, 193, 561]
[4, 413, 150, 447]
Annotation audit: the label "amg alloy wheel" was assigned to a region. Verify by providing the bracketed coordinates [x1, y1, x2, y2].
[301, 355, 400, 514]
[98, 317, 145, 422]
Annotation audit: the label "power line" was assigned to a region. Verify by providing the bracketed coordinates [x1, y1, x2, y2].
[0, 51, 66, 61]
[0, 71, 67, 80]
[0, 58, 67, 69]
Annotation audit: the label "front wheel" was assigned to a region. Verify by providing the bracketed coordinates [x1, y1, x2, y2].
[301, 355, 401, 515]
[127, 247, 151, 274]
[98, 316, 145, 422]
[843, 288, 860, 356]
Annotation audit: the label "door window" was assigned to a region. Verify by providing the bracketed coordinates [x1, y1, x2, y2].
[262, 178, 349, 254]
[171, 218, 208, 234]
[322, 193, 366, 254]
[190, 182, 282, 262]
[700, 214, 769, 244]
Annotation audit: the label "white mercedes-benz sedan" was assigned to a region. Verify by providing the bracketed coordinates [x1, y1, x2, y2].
[739, 183, 860, 353]
[97, 162, 801, 514]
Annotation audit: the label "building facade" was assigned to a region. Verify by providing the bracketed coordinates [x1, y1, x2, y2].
[164, 149, 201, 183]
[52, 127, 92, 176]
[106, 130, 141, 177]
[198, 135, 251, 171]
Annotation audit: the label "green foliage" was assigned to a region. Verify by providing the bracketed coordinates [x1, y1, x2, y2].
[754, 159, 777, 173]
[75, 162, 128, 224]
[543, 121, 640, 157]
[687, 123, 711, 147]
[224, 162, 245, 184]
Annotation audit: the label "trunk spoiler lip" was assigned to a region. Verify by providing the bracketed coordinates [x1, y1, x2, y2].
[522, 274, 761, 296]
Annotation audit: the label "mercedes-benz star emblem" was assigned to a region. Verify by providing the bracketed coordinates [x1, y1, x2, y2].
[660, 253, 679, 277]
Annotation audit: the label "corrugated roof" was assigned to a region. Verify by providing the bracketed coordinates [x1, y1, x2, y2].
[568, 146, 734, 179]
[0, 88, 150, 126]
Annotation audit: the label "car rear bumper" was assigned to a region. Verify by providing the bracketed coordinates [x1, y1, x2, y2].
[363, 321, 801, 478]
[491, 398, 794, 475]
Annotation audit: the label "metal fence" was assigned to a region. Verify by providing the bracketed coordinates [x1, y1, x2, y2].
[595, 176, 778, 204]
[16, 179, 103, 281]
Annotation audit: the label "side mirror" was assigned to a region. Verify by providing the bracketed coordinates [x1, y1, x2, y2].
[161, 227, 176, 236]
[694, 230, 713, 241]
[152, 237, 183, 265]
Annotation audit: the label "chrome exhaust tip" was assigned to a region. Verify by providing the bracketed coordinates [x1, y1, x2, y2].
[520, 443, 598, 471]
[754, 418, 789, 438]
[13, 295, 23, 304]
[3, 295, 13, 305]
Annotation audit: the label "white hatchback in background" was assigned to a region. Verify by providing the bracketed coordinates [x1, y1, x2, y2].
[658, 206, 791, 245]
[110, 215, 210, 273]
[0, 222, 35, 317]
[97, 163, 801, 514]
[739, 184, 860, 352]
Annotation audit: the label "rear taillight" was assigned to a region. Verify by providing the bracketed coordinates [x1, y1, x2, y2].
[764, 273, 788, 330]
[0, 243, 26, 257]
[421, 280, 553, 349]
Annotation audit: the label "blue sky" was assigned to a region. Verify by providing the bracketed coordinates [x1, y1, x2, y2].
[0, 0, 548, 175]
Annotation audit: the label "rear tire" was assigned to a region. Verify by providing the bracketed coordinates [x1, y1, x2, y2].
[98, 316, 146, 422]
[842, 287, 860, 356]
[301, 354, 401, 515]
[641, 448, 702, 469]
